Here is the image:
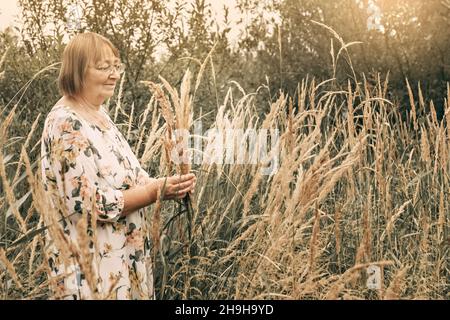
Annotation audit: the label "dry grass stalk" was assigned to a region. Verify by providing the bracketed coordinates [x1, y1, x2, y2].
[0, 248, 23, 290]
[445, 83, 450, 140]
[242, 171, 262, 219]
[175, 70, 193, 175]
[315, 138, 363, 205]
[414, 210, 431, 299]
[406, 78, 418, 131]
[420, 125, 431, 168]
[355, 186, 372, 266]
[438, 123, 447, 175]
[375, 121, 386, 200]
[0, 47, 8, 80]
[334, 206, 342, 263]
[113, 71, 126, 122]
[126, 102, 135, 141]
[12, 114, 41, 184]
[429, 101, 438, 127]
[308, 206, 321, 277]
[418, 82, 425, 111]
[311, 20, 360, 86]
[381, 200, 411, 243]
[135, 97, 161, 160]
[193, 41, 218, 98]
[0, 105, 27, 233]
[142, 81, 174, 136]
[151, 187, 162, 252]
[437, 185, 445, 241]
[383, 266, 409, 300]
[433, 123, 441, 177]
[347, 81, 356, 147]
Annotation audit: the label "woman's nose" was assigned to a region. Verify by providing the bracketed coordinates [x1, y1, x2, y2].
[109, 70, 120, 79]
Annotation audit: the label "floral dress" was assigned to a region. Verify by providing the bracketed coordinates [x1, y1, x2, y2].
[40, 104, 154, 300]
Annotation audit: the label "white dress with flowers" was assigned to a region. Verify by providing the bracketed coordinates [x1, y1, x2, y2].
[40, 104, 154, 300]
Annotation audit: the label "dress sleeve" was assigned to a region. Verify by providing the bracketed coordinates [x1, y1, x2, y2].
[45, 113, 124, 223]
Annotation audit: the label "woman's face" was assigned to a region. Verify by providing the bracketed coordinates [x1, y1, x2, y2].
[81, 46, 121, 102]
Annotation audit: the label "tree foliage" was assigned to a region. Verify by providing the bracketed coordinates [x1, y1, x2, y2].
[235, 0, 449, 113]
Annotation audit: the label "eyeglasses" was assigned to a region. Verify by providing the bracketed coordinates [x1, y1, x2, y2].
[93, 63, 125, 75]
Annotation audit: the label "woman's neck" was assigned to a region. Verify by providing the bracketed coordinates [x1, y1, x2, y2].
[62, 96, 111, 130]
[71, 95, 102, 112]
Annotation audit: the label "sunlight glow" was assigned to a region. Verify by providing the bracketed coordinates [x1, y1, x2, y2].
[356, 0, 385, 33]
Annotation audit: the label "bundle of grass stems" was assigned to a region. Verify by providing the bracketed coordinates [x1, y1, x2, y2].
[142, 69, 195, 249]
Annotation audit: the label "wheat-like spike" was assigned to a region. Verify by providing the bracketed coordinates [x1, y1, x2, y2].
[141, 81, 174, 138]
[383, 266, 409, 300]
[0, 248, 23, 290]
[406, 78, 418, 131]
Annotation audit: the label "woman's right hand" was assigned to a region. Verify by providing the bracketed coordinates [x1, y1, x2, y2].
[154, 173, 196, 200]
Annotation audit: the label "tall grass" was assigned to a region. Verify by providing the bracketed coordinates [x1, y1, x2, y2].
[0, 60, 448, 299]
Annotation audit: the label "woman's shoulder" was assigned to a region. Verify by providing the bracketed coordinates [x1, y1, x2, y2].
[45, 99, 113, 134]
[47, 103, 79, 122]
[43, 104, 85, 137]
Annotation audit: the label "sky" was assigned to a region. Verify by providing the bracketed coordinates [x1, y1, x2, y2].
[0, 0, 20, 31]
[0, 0, 244, 32]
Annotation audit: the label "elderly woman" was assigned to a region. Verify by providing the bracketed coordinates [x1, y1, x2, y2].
[40, 32, 196, 299]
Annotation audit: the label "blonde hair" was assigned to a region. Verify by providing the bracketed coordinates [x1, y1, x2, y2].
[58, 32, 120, 98]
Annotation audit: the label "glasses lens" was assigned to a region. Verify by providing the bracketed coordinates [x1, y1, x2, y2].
[111, 64, 124, 74]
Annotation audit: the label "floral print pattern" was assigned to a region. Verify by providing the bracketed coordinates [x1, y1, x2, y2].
[41, 104, 154, 300]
